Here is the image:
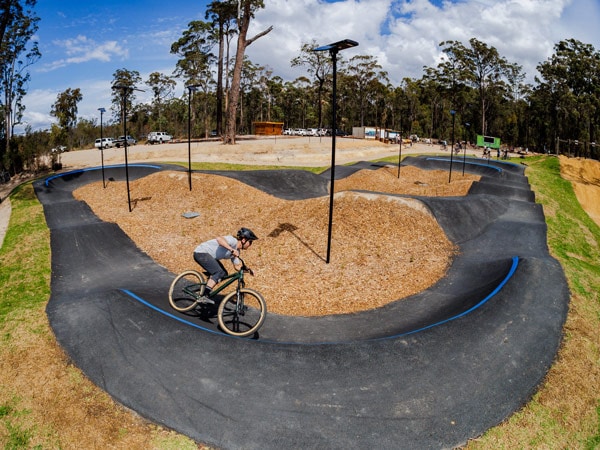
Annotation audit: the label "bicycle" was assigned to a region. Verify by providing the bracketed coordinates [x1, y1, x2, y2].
[168, 257, 267, 337]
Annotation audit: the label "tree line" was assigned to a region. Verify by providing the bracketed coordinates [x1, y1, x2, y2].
[2, 0, 600, 176]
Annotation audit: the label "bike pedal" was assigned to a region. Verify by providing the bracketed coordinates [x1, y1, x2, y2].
[199, 297, 215, 305]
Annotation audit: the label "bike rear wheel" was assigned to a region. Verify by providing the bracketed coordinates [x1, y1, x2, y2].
[217, 288, 267, 337]
[168, 270, 207, 312]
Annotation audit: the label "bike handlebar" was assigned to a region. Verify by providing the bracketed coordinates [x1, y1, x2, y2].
[236, 257, 254, 276]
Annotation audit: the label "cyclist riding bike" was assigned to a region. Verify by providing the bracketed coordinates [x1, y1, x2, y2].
[193, 227, 258, 304]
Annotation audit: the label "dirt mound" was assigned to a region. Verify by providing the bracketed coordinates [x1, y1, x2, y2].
[559, 155, 600, 226]
[74, 167, 478, 316]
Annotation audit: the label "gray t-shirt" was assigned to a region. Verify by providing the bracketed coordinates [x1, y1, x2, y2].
[194, 235, 240, 263]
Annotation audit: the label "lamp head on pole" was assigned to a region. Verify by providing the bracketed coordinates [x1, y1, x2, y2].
[186, 84, 201, 92]
[312, 39, 358, 54]
[112, 84, 145, 94]
[98, 107, 106, 114]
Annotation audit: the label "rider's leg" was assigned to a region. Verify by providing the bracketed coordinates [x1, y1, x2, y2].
[193, 252, 227, 294]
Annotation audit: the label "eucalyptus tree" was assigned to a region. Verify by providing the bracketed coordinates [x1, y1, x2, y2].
[171, 20, 218, 138]
[265, 74, 284, 122]
[193, 68, 218, 138]
[535, 39, 600, 157]
[145, 72, 176, 132]
[0, 0, 40, 156]
[439, 38, 512, 137]
[344, 55, 388, 127]
[294, 76, 314, 129]
[280, 80, 305, 129]
[238, 57, 268, 133]
[291, 40, 333, 128]
[206, 0, 238, 135]
[50, 87, 82, 150]
[224, 0, 273, 144]
[500, 62, 530, 147]
[253, 67, 282, 123]
[417, 76, 448, 141]
[110, 68, 142, 124]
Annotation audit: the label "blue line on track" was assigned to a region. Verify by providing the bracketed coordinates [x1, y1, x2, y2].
[425, 157, 503, 172]
[121, 256, 520, 345]
[44, 164, 162, 186]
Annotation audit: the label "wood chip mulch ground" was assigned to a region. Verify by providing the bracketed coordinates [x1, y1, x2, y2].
[73, 166, 479, 317]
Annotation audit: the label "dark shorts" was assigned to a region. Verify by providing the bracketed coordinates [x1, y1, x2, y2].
[193, 252, 227, 283]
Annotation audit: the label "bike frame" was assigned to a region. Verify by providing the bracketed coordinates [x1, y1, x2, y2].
[205, 268, 245, 299]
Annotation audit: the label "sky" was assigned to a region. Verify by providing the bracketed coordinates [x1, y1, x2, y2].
[15, 0, 600, 134]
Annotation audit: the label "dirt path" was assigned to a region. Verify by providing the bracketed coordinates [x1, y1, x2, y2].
[57, 136, 437, 169]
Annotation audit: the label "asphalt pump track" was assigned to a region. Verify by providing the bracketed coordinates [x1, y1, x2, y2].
[34, 155, 569, 449]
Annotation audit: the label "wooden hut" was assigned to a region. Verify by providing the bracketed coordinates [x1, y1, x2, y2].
[253, 121, 284, 136]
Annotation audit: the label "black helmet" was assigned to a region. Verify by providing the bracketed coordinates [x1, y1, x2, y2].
[237, 227, 258, 241]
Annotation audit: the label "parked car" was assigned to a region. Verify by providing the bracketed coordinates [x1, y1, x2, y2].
[94, 137, 114, 149]
[114, 135, 137, 148]
[147, 131, 172, 144]
[325, 129, 347, 136]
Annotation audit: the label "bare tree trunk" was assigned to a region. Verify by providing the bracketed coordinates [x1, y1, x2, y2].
[216, 21, 224, 136]
[223, 0, 272, 145]
[224, 29, 246, 145]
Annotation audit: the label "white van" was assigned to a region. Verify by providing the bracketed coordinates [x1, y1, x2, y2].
[94, 137, 114, 149]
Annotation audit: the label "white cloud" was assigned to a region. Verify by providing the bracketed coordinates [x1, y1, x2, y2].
[40, 35, 129, 72]
[248, 0, 597, 85]
[19, 0, 600, 133]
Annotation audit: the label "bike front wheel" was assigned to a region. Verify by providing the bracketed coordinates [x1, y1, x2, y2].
[168, 270, 207, 312]
[217, 288, 267, 337]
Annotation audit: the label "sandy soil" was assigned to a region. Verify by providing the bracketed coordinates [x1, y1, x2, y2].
[0, 198, 9, 250]
[58, 136, 438, 168]
[559, 155, 600, 227]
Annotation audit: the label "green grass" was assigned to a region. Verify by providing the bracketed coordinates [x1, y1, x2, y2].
[0, 184, 51, 322]
[0, 183, 50, 448]
[529, 157, 600, 296]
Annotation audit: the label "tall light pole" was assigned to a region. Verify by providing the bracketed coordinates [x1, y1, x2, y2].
[98, 107, 106, 188]
[449, 109, 456, 183]
[397, 115, 403, 178]
[186, 84, 201, 191]
[313, 38, 358, 264]
[462, 122, 470, 176]
[112, 84, 144, 212]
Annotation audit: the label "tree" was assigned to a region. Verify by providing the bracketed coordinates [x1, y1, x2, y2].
[206, 0, 238, 136]
[171, 20, 219, 138]
[146, 72, 176, 131]
[223, 0, 273, 144]
[439, 38, 511, 136]
[345, 55, 388, 127]
[110, 68, 142, 126]
[0, 0, 40, 158]
[291, 40, 333, 128]
[50, 87, 83, 150]
[535, 39, 600, 157]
